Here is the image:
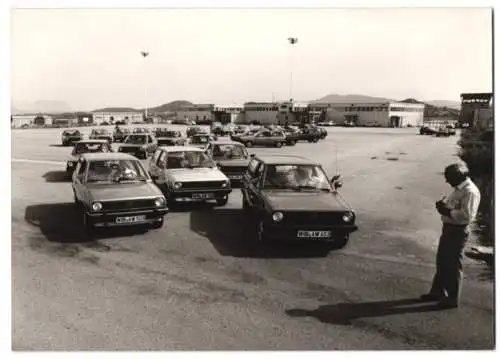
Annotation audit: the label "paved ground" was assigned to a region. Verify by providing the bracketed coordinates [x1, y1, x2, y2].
[11, 126, 495, 350]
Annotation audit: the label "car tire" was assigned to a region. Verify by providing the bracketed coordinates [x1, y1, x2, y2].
[275, 141, 282, 148]
[288, 140, 296, 146]
[216, 195, 229, 206]
[312, 138, 319, 143]
[151, 217, 164, 229]
[245, 141, 253, 148]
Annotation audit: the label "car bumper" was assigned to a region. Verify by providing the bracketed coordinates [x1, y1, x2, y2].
[262, 222, 358, 242]
[87, 208, 168, 227]
[168, 188, 232, 202]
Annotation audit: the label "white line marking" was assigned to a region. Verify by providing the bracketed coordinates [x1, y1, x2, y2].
[12, 158, 65, 166]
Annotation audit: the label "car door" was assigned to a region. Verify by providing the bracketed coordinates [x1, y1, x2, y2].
[72, 159, 88, 203]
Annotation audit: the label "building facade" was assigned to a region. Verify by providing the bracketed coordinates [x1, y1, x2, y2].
[11, 114, 54, 128]
[241, 102, 280, 125]
[91, 111, 143, 125]
[459, 93, 493, 130]
[175, 104, 214, 123]
[212, 104, 245, 124]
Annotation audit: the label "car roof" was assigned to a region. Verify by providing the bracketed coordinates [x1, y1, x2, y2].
[157, 146, 204, 152]
[81, 152, 138, 161]
[211, 140, 245, 146]
[74, 139, 109, 144]
[253, 155, 319, 165]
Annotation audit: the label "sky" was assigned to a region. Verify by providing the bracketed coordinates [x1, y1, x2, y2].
[10, 7, 493, 111]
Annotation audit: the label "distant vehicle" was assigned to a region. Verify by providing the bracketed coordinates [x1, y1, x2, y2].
[204, 140, 251, 185]
[210, 122, 230, 136]
[230, 128, 260, 142]
[148, 146, 232, 206]
[72, 152, 168, 236]
[241, 154, 357, 249]
[343, 120, 356, 127]
[172, 118, 195, 125]
[132, 127, 151, 134]
[66, 139, 113, 172]
[317, 120, 335, 127]
[234, 129, 287, 148]
[61, 129, 83, 146]
[446, 125, 456, 135]
[187, 133, 217, 149]
[89, 129, 112, 143]
[419, 126, 437, 135]
[155, 129, 187, 146]
[436, 126, 452, 137]
[118, 133, 158, 159]
[284, 127, 322, 144]
[113, 128, 131, 142]
[232, 125, 248, 135]
[186, 126, 207, 138]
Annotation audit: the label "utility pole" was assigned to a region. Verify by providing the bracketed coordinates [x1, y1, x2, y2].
[287, 37, 298, 102]
[141, 51, 149, 121]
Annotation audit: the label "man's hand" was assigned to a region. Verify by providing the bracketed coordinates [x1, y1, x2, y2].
[436, 200, 452, 217]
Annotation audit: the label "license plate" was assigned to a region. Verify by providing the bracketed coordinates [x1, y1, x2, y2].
[115, 215, 146, 224]
[228, 175, 242, 179]
[192, 193, 213, 199]
[297, 230, 332, 239]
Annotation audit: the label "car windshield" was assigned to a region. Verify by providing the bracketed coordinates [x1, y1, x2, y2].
[166, 151, 214, 169]
[125, 135, 147, 144]
[86, 159, 148, 183]
[263, 164, 331, 191]
[212, 144, 247, 159]
[191, 136, 210, 144]
[73, 143, 110, 155]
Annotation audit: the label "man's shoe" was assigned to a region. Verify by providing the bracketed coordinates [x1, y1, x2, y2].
[437, 300, 458, 309]
[420, 293, 446, 301]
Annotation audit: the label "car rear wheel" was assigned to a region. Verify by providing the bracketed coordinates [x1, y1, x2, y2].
[245, 141, 253, 148]
[275, 141, 283, 148]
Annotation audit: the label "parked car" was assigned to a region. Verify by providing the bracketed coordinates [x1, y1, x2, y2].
[66, 140, 113, 173]
[61, 129, 83, 146]
[230, 128, 260, 142]
[89, 129, 113, 143]
[419, 126, 437, 135]
[436, 126, 452, 137]
[211, 122, 234, 136]
[118, 133, 158, 159]
[234, 129, 287, 148]
[241, 155, 358, 249]
[186, 126, 207, 138]
[446, 125, 456, 135]
[71, 152, 168, 236]
[317, 120, 335, 126]
[155, 129, 187, 146]
[204, 140, 251, 185]
[132, 127, 151, 134]
[187, 133, 217, 149]
[343, 120, 356, 127]
[148, 146, 232, 206]
[113, 127, 131, 142]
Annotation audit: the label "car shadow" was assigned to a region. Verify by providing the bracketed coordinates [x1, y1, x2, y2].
[285, 298, 443, 325]
[42, 171, 71, 183]
[24, 202, 149, 245]
[189, 208, 332, 258]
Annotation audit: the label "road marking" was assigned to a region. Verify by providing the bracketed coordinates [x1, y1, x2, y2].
[12, 158, 65, 166]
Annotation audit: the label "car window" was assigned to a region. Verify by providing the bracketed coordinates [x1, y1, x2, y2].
[125, 135, 147, 144]
[263, 164, 330, 190]
[166, 151, 214, 169]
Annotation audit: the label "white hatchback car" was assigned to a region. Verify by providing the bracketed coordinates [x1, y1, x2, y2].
[149, 146, 232, 206]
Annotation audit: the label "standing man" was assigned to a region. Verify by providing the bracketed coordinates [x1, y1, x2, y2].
[421, 163, 481, 309]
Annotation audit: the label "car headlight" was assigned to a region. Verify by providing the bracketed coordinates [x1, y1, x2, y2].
[173, 182, 182, 190]
[155, 197, 166, 207]
[91, 202, 102, 212]
[272, 212, 284, 222]
[342, 211, 354, 222]
[221, 180, 229, 188]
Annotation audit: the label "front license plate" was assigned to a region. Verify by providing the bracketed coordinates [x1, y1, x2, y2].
[297, 230, 332, 239]
[115, 215, 146, 224]
[192, 193, 214, 199]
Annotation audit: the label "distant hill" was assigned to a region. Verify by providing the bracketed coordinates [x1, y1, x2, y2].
[92, 107, 139, 112]
[92, 100, 193, 113]
[426, 100, 461, 110]
[311, 93, 395, 103]
[400, 98, 460, 118]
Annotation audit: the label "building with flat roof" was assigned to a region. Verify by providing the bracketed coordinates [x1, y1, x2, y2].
[459, 92, 493, 130]
[91, 111, 143, 125]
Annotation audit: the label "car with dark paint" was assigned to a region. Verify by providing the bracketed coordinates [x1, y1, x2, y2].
[241, 155, 358, 249]
[187, 133, 217, 149]
[113, 127, 131, 142]
[419, 126, 437, 135]
[436, 126, 452, 137]
[154, 129, 187, 146]
[61, 129, 83, 146]
[148, 146, 231, 206]
[89, 129, 113, 143]
[118, 133, 158, 159]
[204, 140, 251, 185]
[233, 129, 287, 148]
[186, 126, 207, 137]
[210, 122, 233, 136]
[71, 152, 168, 236]
[66, 139, 113, 173]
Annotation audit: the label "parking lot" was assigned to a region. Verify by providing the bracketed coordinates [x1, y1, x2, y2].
[12, 125, 494, 349]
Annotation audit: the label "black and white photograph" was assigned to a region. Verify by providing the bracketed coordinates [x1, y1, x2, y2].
[6, 1, 495, 352]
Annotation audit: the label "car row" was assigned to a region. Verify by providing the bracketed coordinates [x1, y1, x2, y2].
[419, 125, 456, 137]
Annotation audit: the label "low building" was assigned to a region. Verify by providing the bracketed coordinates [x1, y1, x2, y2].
[175, 104, 214, 123]
[459, 93, 493, 130]
[213, 104, 244, 124]
[11, 114, 54, 128]
[91, 111, 143, 125]
[242, 102, 280, 125]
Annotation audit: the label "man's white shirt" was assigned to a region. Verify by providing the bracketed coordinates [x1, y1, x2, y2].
[442, 178, 481, 225]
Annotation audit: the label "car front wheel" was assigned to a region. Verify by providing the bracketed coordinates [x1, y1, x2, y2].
[151, 217, 164, 229]
[275, 141, 282, 148]
[245, 141, 253, 148]
[216, 195, 229, 206]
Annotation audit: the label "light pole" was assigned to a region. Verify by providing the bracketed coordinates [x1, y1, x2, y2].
[287, 37, 298, 102]
[141, 50, 149, 121]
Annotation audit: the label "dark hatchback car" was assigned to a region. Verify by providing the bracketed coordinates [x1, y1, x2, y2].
[61, 129, 83, 146]
[241, 155, 358, 249]
[72, 152, 168, 236]
[205, 140, 251, 185]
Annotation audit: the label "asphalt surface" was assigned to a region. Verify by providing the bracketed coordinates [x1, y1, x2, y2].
[12, 125, 495, 350]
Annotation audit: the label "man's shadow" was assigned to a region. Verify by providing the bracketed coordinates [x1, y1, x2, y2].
[286, 298, 443, 325]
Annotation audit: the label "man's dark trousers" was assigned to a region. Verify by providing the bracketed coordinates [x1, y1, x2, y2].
[430, 223, 469, 302]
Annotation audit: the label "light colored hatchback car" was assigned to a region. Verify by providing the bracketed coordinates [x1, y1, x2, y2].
[148, 146, 232, 206]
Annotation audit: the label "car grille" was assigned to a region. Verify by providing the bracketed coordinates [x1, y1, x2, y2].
[102, 199, 156, 212]
[280, 211, 348, 226]
[180, 181, 225, 190]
